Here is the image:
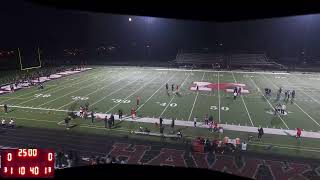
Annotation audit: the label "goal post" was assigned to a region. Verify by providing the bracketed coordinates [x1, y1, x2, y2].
[18, 47, 42, 71]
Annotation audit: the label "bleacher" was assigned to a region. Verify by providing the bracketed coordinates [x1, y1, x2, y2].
[229, 53, 269, 65]
[173, 52, 284, 69]
[174, 53, 224, 66]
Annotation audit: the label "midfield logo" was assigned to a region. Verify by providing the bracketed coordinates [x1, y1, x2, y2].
[190, 82, 250, 94]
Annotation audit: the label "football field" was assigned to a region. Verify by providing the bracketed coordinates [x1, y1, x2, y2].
[1, 66, 320, 158]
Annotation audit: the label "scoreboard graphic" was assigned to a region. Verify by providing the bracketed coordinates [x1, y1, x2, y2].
[0, 148, 54, 178]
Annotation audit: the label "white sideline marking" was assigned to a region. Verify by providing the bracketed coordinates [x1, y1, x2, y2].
[106, 74, 159, 113]
[90, 73, 151, 107]
[231, 72, 254, 126]
[0, 104, 70, 112]
[15, 70, 103, 106]
[218, 72, 221, 123]
[36, 72, 114, 108]
[137, 73, 176, 111]
[261, 74, 320, 128]
[159, 73, 191, 117]
[188, 72, 205, 121]
[57, 73, 130, 109]
[249, 76, 289, 129]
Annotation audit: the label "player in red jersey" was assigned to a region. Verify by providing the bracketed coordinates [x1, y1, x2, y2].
[296, 128, 302, 138]
[131, 107, 136, 119]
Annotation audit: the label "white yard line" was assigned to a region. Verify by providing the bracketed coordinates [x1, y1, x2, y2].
[0, 69, 97, 105]
[57, 72, 131, 109]
[159, 73, 191, 118]
[15, 70, 105, 106]
[187, 72, 205, 121]
[249, 76, 289, 129]
[35, 72, 115, 108]
[106, 74, 160, 113]
[90, 73, 151, 107]
[231, 72, 254, 126]
[261, 74, 320, 128]
[217, 71, 221, 123]
[137, 73, 176, 111]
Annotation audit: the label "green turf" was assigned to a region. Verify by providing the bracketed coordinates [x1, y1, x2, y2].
[1, 66, 320, 158]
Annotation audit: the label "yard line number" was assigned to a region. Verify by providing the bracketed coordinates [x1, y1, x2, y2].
[72, 96, 89, 101]
[34, 94, 51, 98]
[111, 99, 131, 103]
[156, 102, 177, 107]
[210, 105, 229, 111]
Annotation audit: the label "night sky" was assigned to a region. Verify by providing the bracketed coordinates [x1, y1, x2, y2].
[1, 1, 320, 60]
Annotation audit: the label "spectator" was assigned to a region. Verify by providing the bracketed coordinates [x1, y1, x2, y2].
[8, 118, 15, 128]
[209, 114, 213, 123]
[67, 151, 73, 167]
[64, 116, 70, 130]
[111, 157, 117, 164]
[106, 155, 112, 164]
[108, 118, 112, 129]
[219, 127, 224, 134]
[204, 114, 208, 125]
[4, 104, 8, 113]
[120, 160, 126, 164]
[171, 118, 175, 128]
[1, 118, 6, 128]
[91, 111, 95, 123]
[296, 128, 302, 139]
[214, 121, 218, 132]
[110, 113, 115, 126]
[160, 126, 164, 134]
[258, 127, 264, 140]
[104, 115, 108, 128]
[54, 152, 58, 168]
[57, 151, 63, 168]
[209, 122, 213, 132]
[159, 117, 163, 127]
[177, 130, 182, 138]
[241, 142, 247, 151]
[118, 109, 123, 120]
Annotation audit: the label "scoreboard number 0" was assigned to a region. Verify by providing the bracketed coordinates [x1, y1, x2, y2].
[48, 153, 53, 161]
[7, 153, 12, 161]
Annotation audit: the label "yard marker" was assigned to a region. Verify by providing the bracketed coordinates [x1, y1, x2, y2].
[188, 72, 206, 121]
[231, 72, 254, 126]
